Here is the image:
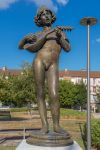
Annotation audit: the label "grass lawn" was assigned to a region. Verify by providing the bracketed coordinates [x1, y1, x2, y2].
[0, 108, 97, 150]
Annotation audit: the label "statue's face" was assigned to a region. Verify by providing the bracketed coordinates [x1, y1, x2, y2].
[40, 10, 52, 26]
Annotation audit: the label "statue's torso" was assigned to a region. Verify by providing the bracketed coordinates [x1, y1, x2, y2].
[35, 32, 61, 68]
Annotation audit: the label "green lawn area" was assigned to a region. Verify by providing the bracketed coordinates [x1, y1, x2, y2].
[60, 108, 86, 119]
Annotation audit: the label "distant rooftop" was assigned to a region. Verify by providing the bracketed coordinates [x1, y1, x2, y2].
[59, 70, 100, 78]
[0, 67, 21, 76]
[0, 67, 100, 78]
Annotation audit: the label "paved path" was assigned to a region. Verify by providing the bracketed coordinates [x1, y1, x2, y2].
[93, 113, 100, 118]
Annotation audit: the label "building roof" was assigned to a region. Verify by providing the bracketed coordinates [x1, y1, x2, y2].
[0, 68, 100, 78]
[59, 70, 100, 78]
[0, 68, 21, 76]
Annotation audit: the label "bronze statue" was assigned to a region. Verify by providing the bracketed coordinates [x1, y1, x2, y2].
[19, 7, 71, 134]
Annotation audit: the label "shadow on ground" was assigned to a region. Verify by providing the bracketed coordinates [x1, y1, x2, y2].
[0, 117, 29, 121]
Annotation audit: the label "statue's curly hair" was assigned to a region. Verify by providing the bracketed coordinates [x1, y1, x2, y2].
[34, 7, 56, 27]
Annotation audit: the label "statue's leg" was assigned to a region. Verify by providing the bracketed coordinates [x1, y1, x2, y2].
[33, 59, 48, 133]
[46, 63, 64, 133]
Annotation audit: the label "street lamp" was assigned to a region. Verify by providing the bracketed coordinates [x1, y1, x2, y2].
[80, 17, 98, 150]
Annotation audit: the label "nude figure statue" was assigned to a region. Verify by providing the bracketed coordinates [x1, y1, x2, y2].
[19, 7, 71, 134]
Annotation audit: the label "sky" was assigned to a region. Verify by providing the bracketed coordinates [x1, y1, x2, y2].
[0, 0, 100, 71]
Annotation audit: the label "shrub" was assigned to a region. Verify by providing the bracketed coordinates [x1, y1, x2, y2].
[91, 119, 100, 149]
[96, 107, 100, 113]
[83, 119, 100, 149]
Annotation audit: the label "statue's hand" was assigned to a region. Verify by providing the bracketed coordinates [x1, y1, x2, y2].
[19, 33, 37, 49]
[55, 26, 62, 38]
[24, 34, 37, 43]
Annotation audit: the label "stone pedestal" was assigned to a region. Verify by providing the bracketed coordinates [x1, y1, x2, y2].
[27, 130, 73, 147]
[16, 130, 82, 150]
[16, 140, 82, 150]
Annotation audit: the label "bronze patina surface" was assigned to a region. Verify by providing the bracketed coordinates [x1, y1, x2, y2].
[27, 130, 73, 147]
[19, 6, 73, 146]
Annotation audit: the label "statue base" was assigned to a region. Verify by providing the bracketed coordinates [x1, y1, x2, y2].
[16, 140, 82, 150]
[27, 130, 73, 147]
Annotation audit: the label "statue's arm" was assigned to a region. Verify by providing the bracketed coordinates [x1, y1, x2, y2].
[23, 37, 46, 52]
[19, 37, 26, 49]
[59, 32, 71, 52]
[18, 33, 47, 52]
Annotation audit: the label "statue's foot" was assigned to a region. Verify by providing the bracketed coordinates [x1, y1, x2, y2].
[40, 126, 49, 134]
[53, 125, 66, 134]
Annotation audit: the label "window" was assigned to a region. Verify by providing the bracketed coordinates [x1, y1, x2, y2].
[93, 78, 96, 85]
[93, 86, 96, 93]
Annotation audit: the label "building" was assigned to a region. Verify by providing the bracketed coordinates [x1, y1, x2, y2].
[59, 69, 100, 112]
[0, 67, 22, 79]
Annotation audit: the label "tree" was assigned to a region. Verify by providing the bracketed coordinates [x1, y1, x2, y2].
[74, 80, 87, 110]
[97, 87, 100, 103]
[59, 80, 87, 110]
[11, 63, 36, 107]
[0, 62, 36, 107]
[59, 80, 76, 108]
[0, 77, 14, 106]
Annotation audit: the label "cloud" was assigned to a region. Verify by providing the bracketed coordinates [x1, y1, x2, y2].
[29, 0, 70, 12]
[96, 38, 100, 43]
[0, 0, 70, 11]
[0, 0, 18, 9]
[56, 0, 69, 5]
[29, 0, 58, 12]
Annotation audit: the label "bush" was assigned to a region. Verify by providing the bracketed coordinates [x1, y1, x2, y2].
[91, 119, 100, 149]
[96, 107, 100, 113]
[83, 119, 100, 149]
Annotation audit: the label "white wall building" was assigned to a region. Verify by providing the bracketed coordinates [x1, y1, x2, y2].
[59, 70, 100, 111]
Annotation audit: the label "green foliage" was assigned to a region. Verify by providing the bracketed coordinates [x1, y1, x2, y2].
[74, 81, 87, 109]
[12, 72, 36, 107]
[97, 87, 100, 102]
[59, 80, 87, 109]
[0, 78, 13, 106]
[0, 62, 36, 107]
[91, 119, 100, 149]
[83, 119, 100, 149]
[59, 80, 75, 107]
[96, 107, 100, 113]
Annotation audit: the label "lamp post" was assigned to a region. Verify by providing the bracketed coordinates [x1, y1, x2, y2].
[80, 17, 97, 150]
